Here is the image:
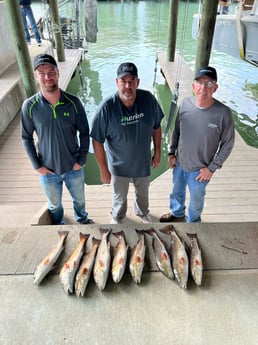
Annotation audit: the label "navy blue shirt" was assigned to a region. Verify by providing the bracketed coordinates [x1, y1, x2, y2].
[21, 90, 90, 174]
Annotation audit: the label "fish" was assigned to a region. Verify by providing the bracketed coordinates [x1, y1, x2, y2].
[93, 228, 112, 291]
[33, 230, 69, 285]
[129, 229, 146, 284]
[111, 231, 128, 283]
[74, 237, 100, 297]
[186, 232, 203, 286]
[145, 228, 174, 280]
[160, 225, 189, 289]
[59, 232, 90, 295]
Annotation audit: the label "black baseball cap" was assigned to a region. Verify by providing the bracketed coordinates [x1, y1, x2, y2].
[33, 54, 58, 70]
[195, 66, 217, 82]
[117, 62, 138, 78]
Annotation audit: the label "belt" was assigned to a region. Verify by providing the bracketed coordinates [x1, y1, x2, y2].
[20, 5, 30, 8]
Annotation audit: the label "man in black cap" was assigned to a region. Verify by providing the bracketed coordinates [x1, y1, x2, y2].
[160, 65, 235, 223]
[90, 62, 164, 224]
[21, 54, 92, 225]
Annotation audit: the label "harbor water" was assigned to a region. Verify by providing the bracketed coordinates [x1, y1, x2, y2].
[33, 1, 258, 184]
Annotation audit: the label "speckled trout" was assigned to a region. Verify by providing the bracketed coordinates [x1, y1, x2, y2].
[145, 228, 174, 280]
[93, 228, 111, 291]
[160, 225, 189, 289]
[59, 232, 89, 295]
[187, 232, 203, 286]
[75, 237, 100, 297]
[129, 229, 146, 284]
[33, 231, 69, 285]
[111, 231, 128, 283]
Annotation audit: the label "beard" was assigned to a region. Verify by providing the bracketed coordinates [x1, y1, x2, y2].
[43, 82, 59, 93]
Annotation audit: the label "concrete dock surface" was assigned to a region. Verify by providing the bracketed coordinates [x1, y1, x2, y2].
[1, 222, 258, 345]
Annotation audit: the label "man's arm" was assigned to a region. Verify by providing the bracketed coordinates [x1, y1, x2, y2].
[92, 139, 111, 184]
[152, 127, 162, 168]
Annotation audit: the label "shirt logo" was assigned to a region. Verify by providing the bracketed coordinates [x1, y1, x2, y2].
[63, 112, 70, 117]
[121, 112, 144, 126]
[208, 123, 217, 128]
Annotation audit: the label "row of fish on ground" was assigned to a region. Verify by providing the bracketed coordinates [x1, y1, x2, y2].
[33, 225, 203, 297]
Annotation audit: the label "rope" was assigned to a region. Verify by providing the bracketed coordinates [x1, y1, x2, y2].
[152, 0, 162, 95]
[163, 0, 190, 142]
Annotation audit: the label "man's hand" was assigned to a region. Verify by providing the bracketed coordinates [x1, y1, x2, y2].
[168, 155, 176, 169]
[36, 166, 54, 175]
[196, 167, 214, 182]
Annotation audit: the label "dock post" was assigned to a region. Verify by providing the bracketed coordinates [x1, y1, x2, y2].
[167, 0, 179, 62]
[194, 0, 218, 73]
[4, 0, 37, 97]
[48, 0, 65, 62]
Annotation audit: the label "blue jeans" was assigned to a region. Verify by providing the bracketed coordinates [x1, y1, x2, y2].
[40, 168, 88, 225]
[20, 6, 41, 44]
[169, 165, 209, 223]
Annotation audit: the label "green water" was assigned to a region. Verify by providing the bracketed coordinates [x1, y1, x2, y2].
[64, 0, 258, 184]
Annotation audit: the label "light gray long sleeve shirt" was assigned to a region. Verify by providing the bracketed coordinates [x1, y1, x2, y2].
[169, 96, 235, 172]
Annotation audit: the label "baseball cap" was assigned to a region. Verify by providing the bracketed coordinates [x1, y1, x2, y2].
[33, 54, 58, 70]
[195, 66, 217, 82]
[117, 62, 138, 78]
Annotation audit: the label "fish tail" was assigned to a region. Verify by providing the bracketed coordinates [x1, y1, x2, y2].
[57, 230, 69, 239]
[79, 232, 90, 241]
[143, 227, 156, 236]
[99, 228, 111, 236]
[112, 230, 125, 239]
[91, 237, 101, 246]
[135, 229, 145, 236]
[159, 225, 175, 234]
[186, 232, 198, 240]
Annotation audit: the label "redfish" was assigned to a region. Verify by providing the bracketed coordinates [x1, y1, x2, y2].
[93, 228, 111, 291]
[187, 232, 203, 286]
[59, 232, 89, 295]
[111, 231, 128, 283]
[160, 225, 189, 289]
[33, 231, 69, 285]
[75, 237, 100, 297]
[129, 229, 146, 284]
[145, 228, 174, 280]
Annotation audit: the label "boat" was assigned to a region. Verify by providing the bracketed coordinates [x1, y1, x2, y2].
[192, 0, 258, 66]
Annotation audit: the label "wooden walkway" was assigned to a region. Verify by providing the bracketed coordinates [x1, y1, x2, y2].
[0, 50, 257, 227]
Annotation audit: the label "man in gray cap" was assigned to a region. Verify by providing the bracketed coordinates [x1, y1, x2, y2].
[160, 66, 235, 223]
[21, 54, 92, 225]
[90, 62, 164, 224]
